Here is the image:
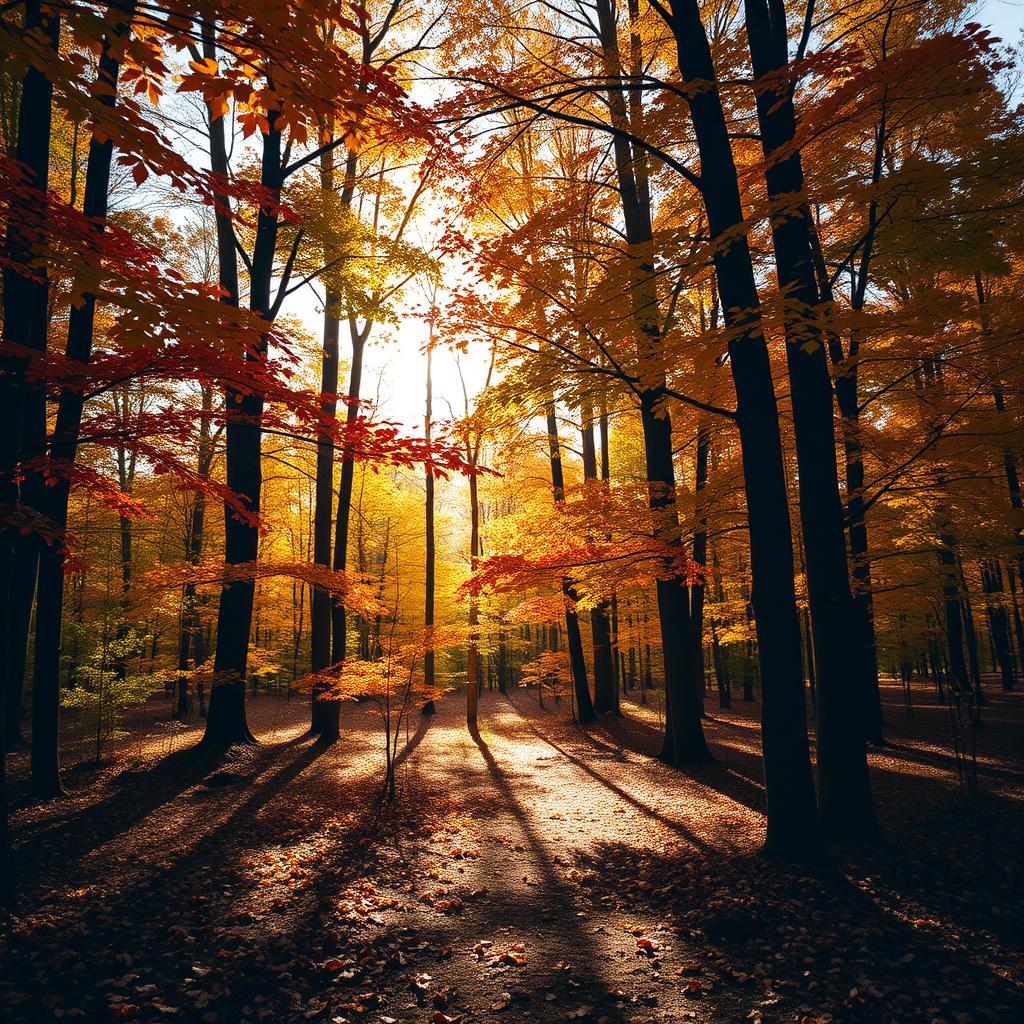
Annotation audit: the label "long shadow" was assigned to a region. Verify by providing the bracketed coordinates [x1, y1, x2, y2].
[598, 703, 772, 814]
[392, 706, 435, 769]
[875, 740, 1024, 783]
[499, 700, 718, 851]
[94, 703, 638, 1024]
[123, 705, 434, 921]
[579, 835, 1024, 1024]
[11, 742, 226, 879]
[1, 738, 342, 1024]
[196, 714, 635, 1024]
[465, 720, 631, 1020]
[511, 693, 770, 823]
[11, 733, 322, 904]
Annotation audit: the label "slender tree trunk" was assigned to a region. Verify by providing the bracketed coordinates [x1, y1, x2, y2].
[205, 80, 280, 748]
[467, 464, 481, 726]
[309, 123, 345, 738]
[709, 540, 731, 709]
[545, 401, 595, 722]
[424, 340, 436, 711]
[596, 0, 707, 762]
[959, 569, 984, 708]
[842, 400, 884, 741]
[939, 532, 970, 695]
[177, 388, 213, 716]
[599, 399, 621, 702]
[309, 288, 341, 739]
[330, 325, 368, 662]
[691, 423, 710, 714]
[111, 401, 137, 679]
[581, 401, 615, 713]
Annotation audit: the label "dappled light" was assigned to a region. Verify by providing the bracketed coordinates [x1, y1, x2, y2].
[3, 1, 1024, 1022]
[5, 684, 1024, 1022]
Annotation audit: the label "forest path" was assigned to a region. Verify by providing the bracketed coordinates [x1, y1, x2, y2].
[358, 688, 763, 1022]
[3, 684, 1024, 1024]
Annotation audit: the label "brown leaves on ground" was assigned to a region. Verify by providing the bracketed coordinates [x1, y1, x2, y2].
[3, 688, 1024, 1024]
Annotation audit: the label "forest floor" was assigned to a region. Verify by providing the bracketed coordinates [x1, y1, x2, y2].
[2, 681, 1023, 1024]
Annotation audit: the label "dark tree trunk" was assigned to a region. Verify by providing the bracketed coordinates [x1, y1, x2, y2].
[599, 399, 621, 703]
[309, 290, 340, 740]
[936, 531, 969, 700]
[595, 0, 707, 761]
[497, 629, 507, 695]
[691, 423, 710, 715]
[661, 0, 820, 856]
[467, 464, 481, 725]
[743, 0, 876, 840]
[205, 71, 278, 748]
[982, 561, 1015, 690]
[959, 572, 984, 708]
[424, 342, 436, 701]
[640, 391, 710, 764]
[1, 4, 61, 824]
[843, 413, 884, 741]
[581, 401, 615, 714]
[545, 401, 595, 722]
[177, 388, 213, 717]
[977, 275, 1024, 671]
[4, 543, 36, 749]
[32, 8, 137, 797]
[329, 325, 368, 665]
[111, 400, 136, 680]
[0, 0, 61, 888]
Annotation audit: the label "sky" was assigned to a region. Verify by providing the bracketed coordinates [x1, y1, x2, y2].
[981, 0, 1024, 40]
[284, 0, 1024, 443]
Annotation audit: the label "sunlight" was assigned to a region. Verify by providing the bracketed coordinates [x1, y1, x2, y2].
[3, 3, 1024, 1022]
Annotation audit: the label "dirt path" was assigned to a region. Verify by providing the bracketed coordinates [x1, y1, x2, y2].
[3, 685, 1023, 1024]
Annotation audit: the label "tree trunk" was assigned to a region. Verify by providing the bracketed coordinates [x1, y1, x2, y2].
[1, 4, 61, 824]
[959, 569, 984, 708]
[599, 399, 621, 703]
[982, 561, 1015, 690]
[177, 387, 213, 717]
[31, 8, 137, 797]
[743, 0, 876, 840]
[424, 340, 436, 704]
[596, 0, 707, 762]
[467, 465, 481, 726]
[330, 325, 368, 661]
[581, 401, 615, 713]
[663, 0, 819, 856]
[545, 400, 595, 722]
[205, 80, 279, 748]
[4, 544, 36, 749]
[309, 291, 340, 740]
[939, 531, 970, 696]
[691, 423, 710, 716]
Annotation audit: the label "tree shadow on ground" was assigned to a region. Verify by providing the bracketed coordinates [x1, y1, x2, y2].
[9, 740, 232, 889]
[392, 705, 435, 770]
[507, 691, 770, 822]
[507, 715, 714, 850]
[6, 688, 1022, 1024]
[577, 835, 1024, 1024]
[875, 739, 1024, 782]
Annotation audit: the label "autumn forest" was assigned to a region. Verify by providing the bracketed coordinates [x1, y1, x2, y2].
[2, 0, 1024, 1022]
